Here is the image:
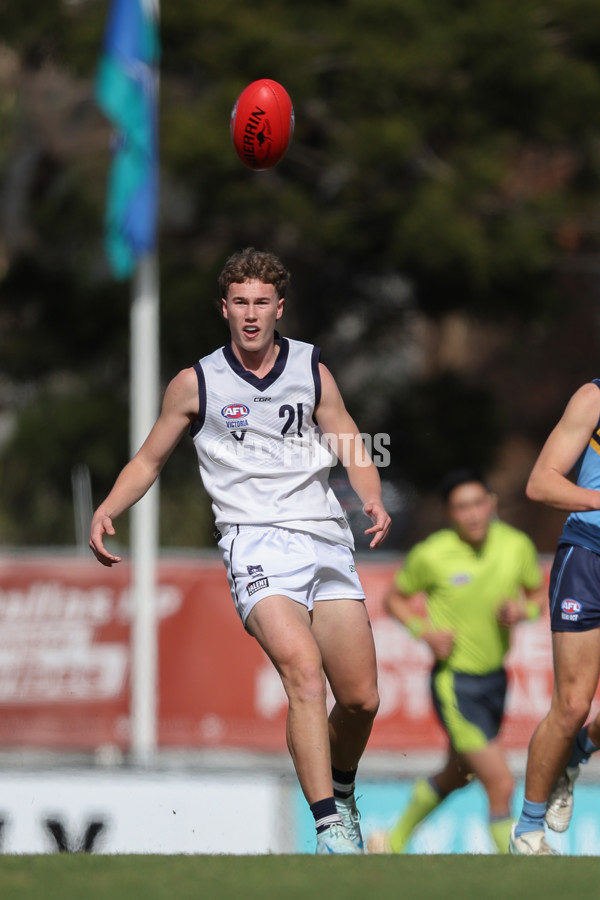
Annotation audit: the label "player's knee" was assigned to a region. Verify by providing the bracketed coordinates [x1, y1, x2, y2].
[281, 656, 326, 705]
[358, 688, 380, 721]
[554, 693, 591, 736]
[339, 685, 380, 721]
[365, 687, 381, 719]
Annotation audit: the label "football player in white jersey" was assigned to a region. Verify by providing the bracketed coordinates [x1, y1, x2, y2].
[90, 248, 391, 855]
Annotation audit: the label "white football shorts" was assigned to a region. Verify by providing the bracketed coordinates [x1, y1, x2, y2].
[218, 525, 366, 625]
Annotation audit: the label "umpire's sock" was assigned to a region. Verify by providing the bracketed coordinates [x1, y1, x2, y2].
[489, 815, 512, 853]
[388, 777, 443, 853]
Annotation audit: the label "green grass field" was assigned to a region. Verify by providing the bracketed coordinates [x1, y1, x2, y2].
[1, 854, 597, 900]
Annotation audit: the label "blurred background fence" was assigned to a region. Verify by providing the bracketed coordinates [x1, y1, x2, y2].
[0, 550, 597, 855]
[0, 553, 568, 754]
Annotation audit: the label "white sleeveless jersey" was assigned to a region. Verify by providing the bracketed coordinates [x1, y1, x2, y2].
[190, 336, 354, 548]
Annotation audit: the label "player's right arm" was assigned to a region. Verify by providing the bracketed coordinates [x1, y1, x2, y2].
[89, 367, 199, 566]
[384, 581, 454, 660]
[526, 382, 600, 511]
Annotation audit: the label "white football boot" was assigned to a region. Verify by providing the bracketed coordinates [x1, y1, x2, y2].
[316, 822, 362, 855]
[509, 824, 559, 856]
[335, 796, 364, 852]
[545, 765, 579, 833]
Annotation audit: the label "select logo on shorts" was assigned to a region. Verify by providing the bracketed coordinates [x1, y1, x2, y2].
[247, 564, 264, 576]
[221, 404, 250, 420]
[561, 598, 581, 621]
[247, 577, 269, 596]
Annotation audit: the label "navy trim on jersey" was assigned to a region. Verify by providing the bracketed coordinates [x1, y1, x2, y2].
[311, 346, 322, 424]
[222, 334, 290, 392]
[189, 362, 207, 437]
[230, 525, 241, 610]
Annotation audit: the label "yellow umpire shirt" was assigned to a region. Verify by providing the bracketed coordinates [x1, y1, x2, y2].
[395, 520, 543, 674]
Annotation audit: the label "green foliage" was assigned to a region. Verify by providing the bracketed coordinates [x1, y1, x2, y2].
[2, 0, 600, 546]
[386, 373, 505, 488]
[0, 389, 128, 544]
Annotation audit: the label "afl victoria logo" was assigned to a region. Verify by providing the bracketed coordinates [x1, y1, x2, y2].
[221, 404, 250, 420]
[561, 599, 581, 614]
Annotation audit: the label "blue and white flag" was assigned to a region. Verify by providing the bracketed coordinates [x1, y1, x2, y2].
[95, 0, 160, 280]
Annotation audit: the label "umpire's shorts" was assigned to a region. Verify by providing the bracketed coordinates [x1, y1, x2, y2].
[430, 664, 507, 754]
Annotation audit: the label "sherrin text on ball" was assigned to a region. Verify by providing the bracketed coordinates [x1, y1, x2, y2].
[231, 79, 294, 170]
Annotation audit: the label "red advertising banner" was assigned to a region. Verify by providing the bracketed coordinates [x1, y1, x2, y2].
[0, 554, 591, 752]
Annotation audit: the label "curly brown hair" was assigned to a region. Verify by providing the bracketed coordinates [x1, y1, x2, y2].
[218, 248, 291, 299]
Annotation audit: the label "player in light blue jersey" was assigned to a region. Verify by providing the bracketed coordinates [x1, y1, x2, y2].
[510, 380, 600, 855]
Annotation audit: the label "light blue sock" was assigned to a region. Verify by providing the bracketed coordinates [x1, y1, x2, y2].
[568, 726, 599, 767]
[515, 799, 546, 838]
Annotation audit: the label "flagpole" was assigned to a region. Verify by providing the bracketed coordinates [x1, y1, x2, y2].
[130, 251, 159, 765]
[130, 0, 161, 769]
[95, 0, 161, 765]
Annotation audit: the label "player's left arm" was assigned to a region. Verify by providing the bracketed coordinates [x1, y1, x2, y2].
[315, 363, 391, 548]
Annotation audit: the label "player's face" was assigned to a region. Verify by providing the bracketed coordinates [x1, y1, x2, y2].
[446, 481, 496, 547]
[222, 280, 284, 354]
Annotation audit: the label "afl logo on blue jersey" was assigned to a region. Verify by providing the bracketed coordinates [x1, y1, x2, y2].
[221, 404, 250, 420]
[561, 599, 581, 614]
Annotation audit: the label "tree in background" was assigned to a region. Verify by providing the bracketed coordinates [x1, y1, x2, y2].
[1, 0, 600, 549]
